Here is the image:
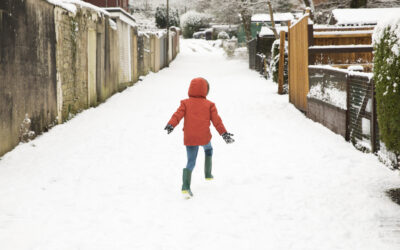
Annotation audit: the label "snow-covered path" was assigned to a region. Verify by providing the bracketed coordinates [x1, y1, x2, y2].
[1, 39, 400, 250]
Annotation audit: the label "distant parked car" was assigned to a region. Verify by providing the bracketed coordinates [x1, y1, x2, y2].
[193, 31, 206, 39]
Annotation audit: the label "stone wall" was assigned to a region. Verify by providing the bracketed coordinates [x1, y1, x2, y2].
[55, 7, 92, 121]
[55, 6, 123, 121]
[307, 97, 347, 138]
[0, 0, 58, 156]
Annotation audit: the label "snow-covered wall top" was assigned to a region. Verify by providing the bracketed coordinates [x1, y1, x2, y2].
[46, 0, 110, 16]
[252, 13, 294, 22]
[331, 8, 400, 26]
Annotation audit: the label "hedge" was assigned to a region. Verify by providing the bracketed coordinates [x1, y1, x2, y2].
[373, 18, 400, 155]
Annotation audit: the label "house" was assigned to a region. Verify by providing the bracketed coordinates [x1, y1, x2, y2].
[251, 12, 295, 27]
[83, 0, 129, 12]
[329, 8, 400, 26]
[238, 13, 294, 43]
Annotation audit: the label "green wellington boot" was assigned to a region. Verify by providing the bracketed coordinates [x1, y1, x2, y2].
[205, 156, 214, 180]
[182, 168, 193, 199]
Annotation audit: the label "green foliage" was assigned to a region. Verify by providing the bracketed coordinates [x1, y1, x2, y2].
[350, 0, 367, 8]
[155, 6, 180, 29]
[373, 27, 400, 155]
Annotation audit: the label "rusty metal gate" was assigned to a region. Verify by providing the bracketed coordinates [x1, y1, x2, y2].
[347, 74, 379, 152]
[248, 39, 256, 70]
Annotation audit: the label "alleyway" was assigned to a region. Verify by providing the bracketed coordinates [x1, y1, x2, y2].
[0, 39, 399, 250]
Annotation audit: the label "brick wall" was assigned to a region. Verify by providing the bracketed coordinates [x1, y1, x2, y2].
[83, 0, 129, 12]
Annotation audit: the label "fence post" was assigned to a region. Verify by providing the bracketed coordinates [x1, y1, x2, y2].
[278, 31, 286, 95]
[287, 20, 291, 102]
[371, 79, 377, 153]
[345, 74, 350, 141]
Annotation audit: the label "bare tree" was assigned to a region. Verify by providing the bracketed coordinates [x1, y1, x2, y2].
[211, 0, 271, 42]
[303, 0, 314, 11]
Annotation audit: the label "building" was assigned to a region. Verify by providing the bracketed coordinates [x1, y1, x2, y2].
[237, 13, 294, 44]
[83, 0, 129, 12]
[251, 13, 295, 27]
[329, 8, 400, 26]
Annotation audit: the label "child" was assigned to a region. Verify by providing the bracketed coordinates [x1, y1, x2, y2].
[164, 77, 234, 199]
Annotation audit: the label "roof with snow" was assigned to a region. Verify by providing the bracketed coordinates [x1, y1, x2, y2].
[259, 26, 288, 37]
[46, 0, 111, 16]
[103, 8, 136, 27]
[252, 13, 295, 23]
[330, 8, 400, 26]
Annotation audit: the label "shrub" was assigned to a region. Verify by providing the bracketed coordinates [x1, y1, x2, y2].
[373, 18, 400, 156]
[180, 11, 211, 38]
[269, 39, 288, 92]
[155, 6, 180, 29]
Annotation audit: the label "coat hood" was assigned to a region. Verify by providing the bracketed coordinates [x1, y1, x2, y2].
[188, 77, 209, 98]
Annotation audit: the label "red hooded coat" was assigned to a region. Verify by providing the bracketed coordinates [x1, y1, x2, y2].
[168, 78, 227, 146]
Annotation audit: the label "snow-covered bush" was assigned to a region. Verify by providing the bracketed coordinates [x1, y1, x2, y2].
[155, 6, 180, 29]
[217, 31, 229, 40]
[373, 17, 400, 161]
[180, 11, 211, 38]
[269, 39, 288, 93]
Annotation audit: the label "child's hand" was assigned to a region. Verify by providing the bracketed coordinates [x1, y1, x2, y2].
[164, 124, 174, 134]
[222, 132, 235, 144]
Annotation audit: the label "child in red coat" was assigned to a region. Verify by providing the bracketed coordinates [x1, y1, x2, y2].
[165, 77, 234, 199]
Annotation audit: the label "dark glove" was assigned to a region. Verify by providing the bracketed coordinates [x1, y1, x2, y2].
[222, 132, 235, 144]
[164, 124, 174, 134]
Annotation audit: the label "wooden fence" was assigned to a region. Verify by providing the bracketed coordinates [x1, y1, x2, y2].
[309, 26, 374, 70]
[288, 14, 310, 112]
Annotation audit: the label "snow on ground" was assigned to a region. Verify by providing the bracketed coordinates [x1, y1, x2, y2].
[1, 39, 400, 250]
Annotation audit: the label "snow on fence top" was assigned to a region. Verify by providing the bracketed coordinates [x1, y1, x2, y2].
[251, 13, 294, 22]
[314, 30, 374, 36]
[331, 8, 400, 26]
[46, 0, 110, 16]
[309, 65, 374, 79]
[290, 14, 309, 29]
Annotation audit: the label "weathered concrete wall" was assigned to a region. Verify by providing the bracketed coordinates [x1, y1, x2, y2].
[307, 97, 347, 138]
[102, 20, 119, 101]
[0, 0, 58, 156]
[154, 35, 161, 73]
[54, 6, 120, 120]
[0, 2, 180, 157]
[131, 27, 138, 83]
[55, 7, 92, 121]
[117, 19, 131, 86]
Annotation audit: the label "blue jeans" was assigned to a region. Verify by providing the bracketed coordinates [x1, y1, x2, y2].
[186, 142, 213, 171]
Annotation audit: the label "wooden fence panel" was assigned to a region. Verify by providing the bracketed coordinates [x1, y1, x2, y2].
[289, 15, 309, 112]
[311, 30, 373, 68]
